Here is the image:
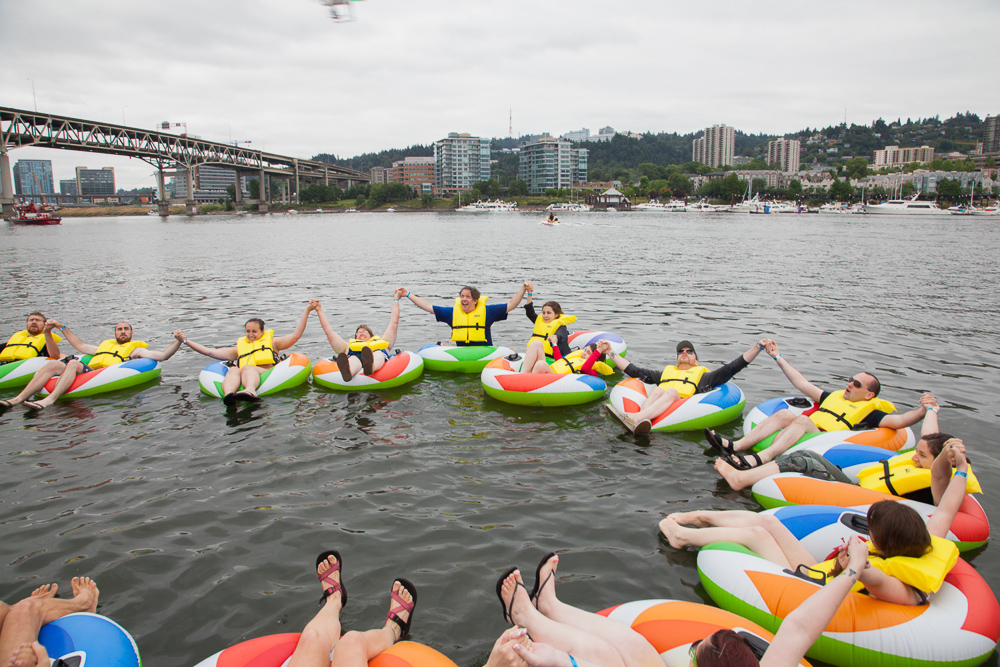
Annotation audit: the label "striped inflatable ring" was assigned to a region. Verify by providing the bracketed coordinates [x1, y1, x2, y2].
[39, 357, 161, 399]
[192, 635, 458, 667]
[198, 353, 312, 399]
[313, 351, 424, 391]
[417, 344, 514, 373]
[566, 331, 627, 357]
[481, 357, 607, 407]
[607, 378, 745, 432]
[39, 612, 140, 667]
[0, 356, 52, 391]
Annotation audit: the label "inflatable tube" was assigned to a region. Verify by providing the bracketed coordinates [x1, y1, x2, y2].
[198, 353, 312, 398]
[38, 612, 141, 667]
[776, 441, 922, 480]
[417, 344, 514, 373]
[481, 357, 607, 407]
[313, 351, 424, 391]
[567, 331, 627, 357]
[607, 378, 745, 432]
[192, 635, 458, 667]
[698, 541, 1000, 667]
[38, 357, 161, 399]
[743, 395, 816, 431]
[596, 599, 810, 667]
[0, 356, 51, 391]
[751, 473, 990, 551]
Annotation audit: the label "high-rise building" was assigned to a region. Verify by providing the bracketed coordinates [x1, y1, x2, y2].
[692, 124, 735, 168]
[75, 167, 115, 201]
[434, 132, 490, 196]
[984, 115, 1000, 154]
[873, 145, 935, 169]
[518, 137, 588, 194]
[561, 128, 590, 143]
[391, 157, 435, 194]
[12, 160, 55, 202]
[767, 138, 801, 173]
[370, 166, 391, 184]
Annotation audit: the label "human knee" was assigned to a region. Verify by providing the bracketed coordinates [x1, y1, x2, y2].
[774, 409, 798, 425]
[9, 596, 42, 620]
[527, 339, 544, 353]
[42, 360, 64, 374]
[337, 630, 367, 653]
[791, 415, 814, 429]
[298, 622, 340, 649]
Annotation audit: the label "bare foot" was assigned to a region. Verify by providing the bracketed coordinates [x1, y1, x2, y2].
[318, 555, 343, 608]
[500, 570, 535, 628]
[666, 511, 712, 528]
[30, 583, 58, 599]
[658, 516, 692, 549]
[10, 641, 49, 667]
[534, 555, 559, 616]
[714, 458, 748, 490]
[71, 576, 99, 613]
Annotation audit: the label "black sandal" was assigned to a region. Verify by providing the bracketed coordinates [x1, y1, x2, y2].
[719, 451, 764, 470]
[705, 428, 737, 456]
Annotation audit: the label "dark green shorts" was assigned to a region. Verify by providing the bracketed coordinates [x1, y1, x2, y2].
[776, 450, 853, 484]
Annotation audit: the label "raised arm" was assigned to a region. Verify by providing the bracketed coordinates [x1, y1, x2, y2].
[506, 281, 531, 313]
[597, 340, 630, 373]
[767, 341, 823, 402]
[179, 334, 238, 361]
[927, 441, 969, 537]
[742, 338, 773, 364]
[380, 288, 405, 347]
[136, 330, 185, 361]
[877, 402, 929, 430]
[273, 300, 318, 351]
[314, 301, 349, 354]
[42, 321, 62, 358]
[930, 433, 963, 506]
[47, 320, 98, 355]
[761, 537, 869, 667]
[918, 393, 939, 437]
[400, 286, 435, 314]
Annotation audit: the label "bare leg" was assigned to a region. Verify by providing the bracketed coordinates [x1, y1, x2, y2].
[631, 386, 680, 423]
[746, 416, 820, 462]
[369, 353, 386, 373]
[714, 459, 782, 491]
[347, 356, 364, 377]
[533, 556, 660, 667]
[0, 577, 99, 664]
[531, 360, 555, 374]
[4, 361, 68, 406]
[500, 570, 627, 667]
[731, 409, 800, 451]
[659, 513, 816, 569]
[222, 366, 243, 395]
[330, 581, 413, 667]
[288, 555, 343, 667]
[239, 366, 268, 396]
[522, 340, 546, 374]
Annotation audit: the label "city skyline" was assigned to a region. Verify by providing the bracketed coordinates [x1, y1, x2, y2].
[1, 0, 996, 189]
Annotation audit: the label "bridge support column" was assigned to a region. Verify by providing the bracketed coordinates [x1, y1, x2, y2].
[234, 171, 244, 211]
[0, 151, 14, 217]
[293, 158, 300, 205]
[156, 167, 169, 216]
[185, 166, 196, 215]
[258, 166, 268, 213]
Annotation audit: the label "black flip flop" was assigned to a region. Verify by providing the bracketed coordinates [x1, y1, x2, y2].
[495, 566, 519, 624]
[529, 552, 557, 608]
[0, 400, 13, 411]
[336, 353, 353, 381]
[223, 393, 237, 406]
[23, 401, 45, 411]
[235, 391, 260, 403]
[361, 347, 375, 376]
[316, 550, 348, 607]
[386, 577, 418, 638]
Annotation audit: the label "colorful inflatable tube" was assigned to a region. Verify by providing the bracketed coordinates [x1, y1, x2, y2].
[198, 353, 312, 398]
[567, 331, 627, 357]
[0, 356, 51, 391]
[597, 599, 810, 667]
[192, 635, 458, 667]
[751, 473, 990, 551]
[698, 541, 1000, 667]
[481, 357, 607, 407]
[777, 441, 922, 480]
[38, 357, 161, 399]
[313, 351, 424, 391]
[417, 344, 514, 373]
[39, 612, 141, 667]
[607, 378, 745, 432]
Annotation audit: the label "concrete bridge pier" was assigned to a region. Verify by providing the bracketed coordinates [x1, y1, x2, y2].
[0, 151, 14, 217]
[234, 171, 245, 211]
[156, 167, 169, 216]
[185, 165, 197, 215]
[258, 165, 268, 213]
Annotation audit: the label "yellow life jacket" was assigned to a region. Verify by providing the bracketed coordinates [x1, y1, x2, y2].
[236, 330, 277, 368]
[528, 314, 577, 356]
[808, 392, 896, 432]
[89, 339, 149, 369]
[348, 335, 390, 353]
[0, 330, 62, 362]
[658, 365, 709, 399]
[813, 535, 958, 595]
[550, 351, 614, 376]
[857, 453, 982, 496]
[450, 296, 489, 344]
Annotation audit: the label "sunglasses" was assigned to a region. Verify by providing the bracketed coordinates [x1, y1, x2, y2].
[847, 378, 864, 389]
[678, 349, 695, 355]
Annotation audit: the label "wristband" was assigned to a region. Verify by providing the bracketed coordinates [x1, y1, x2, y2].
[394, 298, 399, 302]
[60, 325, 68, 331]
[929, 407, 939, 413]
[568, 656, 578, 667]
[757, 343, 765, 350]
[526, 293, 532, 297]
[774, 354, 782, 361]
[406, 291, 411, 298]
[955, 470, 968, 478]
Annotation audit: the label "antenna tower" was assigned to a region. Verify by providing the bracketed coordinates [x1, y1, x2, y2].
[509, 106, 513, 137]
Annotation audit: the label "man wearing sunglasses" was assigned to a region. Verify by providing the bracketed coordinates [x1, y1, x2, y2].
[706, 339, 931, 468]
[600, 337, 773, 434]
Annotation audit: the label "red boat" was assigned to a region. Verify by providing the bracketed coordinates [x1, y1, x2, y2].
[7, 202, 62, 225]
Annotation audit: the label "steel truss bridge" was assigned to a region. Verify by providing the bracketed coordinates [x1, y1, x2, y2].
[0, 106, 368, 214]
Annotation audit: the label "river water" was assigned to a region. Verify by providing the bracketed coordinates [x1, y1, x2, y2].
[1, 211, 998, 667]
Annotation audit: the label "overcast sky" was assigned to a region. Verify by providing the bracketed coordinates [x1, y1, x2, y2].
[2, 0, 996, 189]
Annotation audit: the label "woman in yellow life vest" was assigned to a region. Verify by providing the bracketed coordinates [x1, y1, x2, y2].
[519, 285, 581, 374]
[1, 320, 184, 411]
[604, 338, 772, 435]
[314, 289, 405, 381]
[0, 312, 61, 363]
[182, 301, 316, 405]
[660, 442, 971, 606]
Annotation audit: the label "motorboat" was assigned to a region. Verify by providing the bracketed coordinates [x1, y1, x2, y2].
[7, 202, 61, 225]
[634, 200, 685, 212]
[456, 199, 518, 212]
[865, 195, 945, 215]
[547, 202, 591, 212]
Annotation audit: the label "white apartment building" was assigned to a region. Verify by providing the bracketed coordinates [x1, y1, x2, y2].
[561, 128, 590, 143]
[370, 166, 391, 184]
[767, 138, 801, 173]
[434, 132, 491, 195]
[873, 145, 935, 169]
[518, 137, 588, 194]
[692, 124, 735, 168]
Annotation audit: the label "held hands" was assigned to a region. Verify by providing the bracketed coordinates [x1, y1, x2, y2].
[547, 334, 559, 345]
[765, 340, 780, 358]
[512, 641, 572, 667]
[485, 627, 530, 667]
[394, 287, 407, 299]
[524, 281, 534, 293]
[307, 299, 320, 312]
[919, 393, 938, 410]
[945, 439, 968, 470]
[173, 330, 186, 343]
[596, 340, 613, 355]
[46, 319, 63, 332]
[836, 535, 870, 574]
